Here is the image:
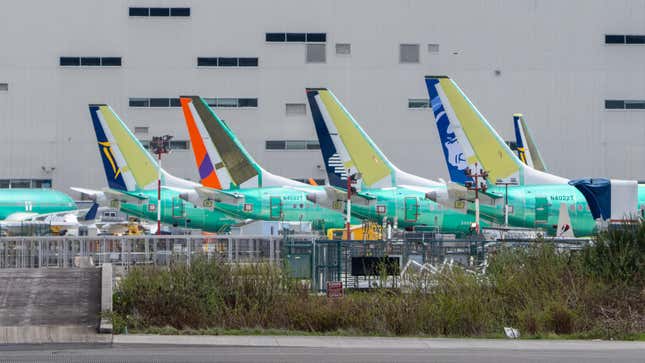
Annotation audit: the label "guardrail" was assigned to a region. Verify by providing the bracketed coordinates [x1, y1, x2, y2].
[0, 235, 310, 269]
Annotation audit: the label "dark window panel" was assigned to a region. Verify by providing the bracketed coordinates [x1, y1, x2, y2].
[306, 141, 321, 150]
[129, 7, 149, 16]
[605, 100, 625, 109]
[216, 98, 238, 107]
[238, 98, 258, 107]
[286, 33, 306, 42]
[170, 7, 190, 16]
[306, 33, 326, 42]
[238, 57, 259, 67]
[129, 98, 150, 107]
[204, 98, 217, 107]
[149, 98, 170, 107]
[170, 98, 181, 107]
[286, 141, 306, 150]
[197, 57, 218, 66]
[60, 57, 80, 66]
[408, 99, 429, 108]
[101, 57, 122, 66]
[605, 35, 625, 44]
[626, 35, 645, 44]
[625, 100, 645, 109]
[170, 140, 190, 149]
[218, 57, 238, 67]
[81, 57, 101, 66]
[149, 7, 170, 16]
[266, 33, 285, 42]
[266, 140, 286, 150]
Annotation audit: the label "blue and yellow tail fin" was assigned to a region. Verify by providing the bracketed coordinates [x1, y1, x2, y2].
[307, 88, 439, 189]
[513, 113, 547, 172]
[425, 76, 565, 185]
[89, 105, 155, 191]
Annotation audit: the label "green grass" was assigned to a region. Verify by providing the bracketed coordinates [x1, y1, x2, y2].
[112, 223, 644, 340]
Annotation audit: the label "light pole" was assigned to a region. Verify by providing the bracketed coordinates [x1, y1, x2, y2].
[464, 163, 488, 234]
[150, 135, 173, 235]
[345, 173, 353, 240]
[495, 178, 518, 227]
[345, 172, 359, 240]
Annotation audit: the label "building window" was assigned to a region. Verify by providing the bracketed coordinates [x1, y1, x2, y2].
[202, 98, 258, 108]
[266, 33, 286, 42]
[238, 57, 259, 67]
[170, 8, 190, 16]
[129, 98, 180, 108]
[306, 44, 326, 63]
[428, 43, 440, 53]
[266, 32, 327, 43]
[605, 34, 645, 44]
[408, 99, 429, 108]
[605, 99, 645, 109]
[625, 100, 645, 109]
[197, 57, 218, 67]
[170, 140, 190, 150]
[129, 98, 150, 107]
[134, 126, 149, 134]
[0, 179, 52, 189]
[80, 57, 101, 66]
[141, 140, 189, 150]
[266, 140, 320, 150]
[306, 33, 326, 42]
[336, 43, 351, 55]
[150, 98, 171, 107]
[0, 83, 7, 91]
[400, 44, 420, 63]
[60, 57, 122, 67]
[285, 103, 306, 116]
[150, 8, 170, 16]
[287, 33, 306, 42]
[605, 35, 625, 44]
[129, 7, 149, 16]
[129, 7, 190, 17]
[197, 57, 258, 67]
[101, 57, 122, 66]
[626, 35, 645, 44]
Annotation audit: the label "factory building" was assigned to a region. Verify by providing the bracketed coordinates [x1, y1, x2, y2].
[0, 0, 644, 193]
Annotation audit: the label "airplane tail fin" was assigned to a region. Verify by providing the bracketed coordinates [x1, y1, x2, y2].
[424, 76, 565, 185]
[89, 105, 158, 191]
[306, 88, 438, 188]
[89, 105, 194, 192]
[83, 203, 99, 221]
[513, 114, 547, 172]
[556, 203, 574, 238]
[180, 96, 302, 188]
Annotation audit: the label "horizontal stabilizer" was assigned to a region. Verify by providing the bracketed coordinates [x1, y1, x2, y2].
[425, 182, 500, 212]
[305, 185, 376, 211]
[196, 186, 244, 206]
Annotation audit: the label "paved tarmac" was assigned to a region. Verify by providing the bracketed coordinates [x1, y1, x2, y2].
[1, 336, 644, 363]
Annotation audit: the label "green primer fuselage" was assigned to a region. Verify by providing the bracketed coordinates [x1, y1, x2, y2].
[472, 184, 645, 236]
[209, 186, 360, 230]
[0, 189, 77, 219]
[119, 189, 238, 233]
[351, 187, 478, 234]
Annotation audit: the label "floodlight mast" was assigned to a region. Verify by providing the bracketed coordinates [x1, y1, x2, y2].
[464, 163, 488, 234]
[495, 178, 518, 227]
[150, 135, 173, 235]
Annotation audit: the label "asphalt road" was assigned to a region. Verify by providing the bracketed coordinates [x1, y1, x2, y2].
[1, 343, 644, 363]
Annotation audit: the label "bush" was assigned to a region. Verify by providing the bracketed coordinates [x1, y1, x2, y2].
[113, 224, 644, 338]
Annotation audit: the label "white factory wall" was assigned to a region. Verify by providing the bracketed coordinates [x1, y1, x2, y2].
[0, 0, 644, 193]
